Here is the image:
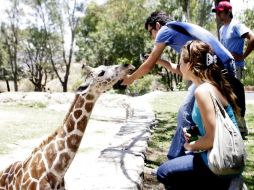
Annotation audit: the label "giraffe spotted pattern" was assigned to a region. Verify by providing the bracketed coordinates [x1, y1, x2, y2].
[0, 64, 135, 190]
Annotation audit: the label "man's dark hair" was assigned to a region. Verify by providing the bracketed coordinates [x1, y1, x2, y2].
[145, 11, 172, 30]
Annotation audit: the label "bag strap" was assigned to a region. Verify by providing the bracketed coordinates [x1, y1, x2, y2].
[204, 83, 227, 118]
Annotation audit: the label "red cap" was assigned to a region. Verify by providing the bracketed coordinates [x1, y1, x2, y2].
[212, 1, 232, 12]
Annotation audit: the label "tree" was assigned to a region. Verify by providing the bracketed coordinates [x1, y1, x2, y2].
[21, 27, 52, 91]
[192, 0, 214, 29]
[0, 40, 11, 92]
[76, 0, 150, 68]
[26, 0, 84, 92]
[1, 0, 23, 91]
[241, 8, 254, 86]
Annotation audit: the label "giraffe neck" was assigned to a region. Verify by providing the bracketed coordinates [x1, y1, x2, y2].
[37, 89, 101, 179]
[0, 89, 102, 189]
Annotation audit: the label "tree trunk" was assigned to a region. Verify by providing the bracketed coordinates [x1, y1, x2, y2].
[5, 79, 10, 92]
[63, 81, 68, 92]
[13, 74, 18, 91]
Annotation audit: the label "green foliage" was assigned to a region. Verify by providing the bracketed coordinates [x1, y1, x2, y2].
[176, 81, 187, 91]
[21, 27, 54, 91]
[70, 78, 83, 92]
[0, 41, 12, 81]
[116, 57, 130, 65]
[242, 9, 254, 29]
[241, 8, 254, 86]
[157, 0, 183, 21]
[157, 0, 216, 31]
[1, 0, 251, 92]
[243, 61, 254, 86]
[127, 74, 155, 96]
[76, 0, 151, 68]
[243, 104, 254, 189]
[191, 0, 214, 29]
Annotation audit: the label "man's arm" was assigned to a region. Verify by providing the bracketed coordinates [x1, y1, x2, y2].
[122, 43, 166, 85]
[156, 59, 182, 75]
[233, 31, 254, 61]
[243, 31, 254, 59]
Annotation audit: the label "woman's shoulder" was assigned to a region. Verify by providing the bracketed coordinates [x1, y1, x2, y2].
[194, 83, 211, 96]
[194, 84, 212, 104]
[195, 82, 229, 107]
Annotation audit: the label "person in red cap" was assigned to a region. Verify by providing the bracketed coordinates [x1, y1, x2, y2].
[212, 1, 254, 81]
[212, 1, 232, 13]
[212, 1, 254, 139]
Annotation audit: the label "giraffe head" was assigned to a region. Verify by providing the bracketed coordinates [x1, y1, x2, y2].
[77, 64, 135, 95]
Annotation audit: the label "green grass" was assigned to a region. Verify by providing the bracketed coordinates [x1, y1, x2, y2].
[149, 91, 254, 189]
[145, 91, 185, 168]
[0, 104, 65, 154]
[243, 104, 254, 189]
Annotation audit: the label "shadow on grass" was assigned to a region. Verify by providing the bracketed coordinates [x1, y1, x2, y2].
[145, 111, 177, 167]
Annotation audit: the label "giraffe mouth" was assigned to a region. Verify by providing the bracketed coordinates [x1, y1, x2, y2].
[128, 64, 136, 71]
[124, 64, 135, 76]
[113, 64, 135, 90]
[113, 79, 126, 90]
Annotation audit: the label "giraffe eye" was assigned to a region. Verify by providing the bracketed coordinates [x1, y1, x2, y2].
[98, 70, 105, 77]
[76, 85, 88, 92]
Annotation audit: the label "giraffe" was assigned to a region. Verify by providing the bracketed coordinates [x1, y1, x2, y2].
[0, 64, 135, 190]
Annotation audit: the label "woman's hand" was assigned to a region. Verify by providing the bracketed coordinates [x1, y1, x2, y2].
[183, 127, 191, 142]
[183, 127, 197, 152]
[184, 142, 192, 151]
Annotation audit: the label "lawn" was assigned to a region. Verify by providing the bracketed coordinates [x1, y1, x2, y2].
[0, 104, 66, 154]
[146, 91, 254, 189]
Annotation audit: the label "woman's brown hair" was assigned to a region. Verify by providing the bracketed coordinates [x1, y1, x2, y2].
[181, 40, 240, 117]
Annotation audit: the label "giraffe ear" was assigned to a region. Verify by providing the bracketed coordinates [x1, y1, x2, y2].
[82, 64, 93, 73]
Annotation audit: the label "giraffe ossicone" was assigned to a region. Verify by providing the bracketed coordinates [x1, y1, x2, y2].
[0, 64, 135, 190]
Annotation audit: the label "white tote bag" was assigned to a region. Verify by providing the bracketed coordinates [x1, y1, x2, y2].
[207, 89, 247, 176]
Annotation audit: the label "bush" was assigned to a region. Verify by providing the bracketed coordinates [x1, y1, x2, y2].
[127, 74, 155, 96]
[243, 55, 254, 86]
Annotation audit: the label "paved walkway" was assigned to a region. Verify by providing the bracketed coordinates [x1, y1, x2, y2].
[245, 91, 254, 105]
[0, 92, 158, 189]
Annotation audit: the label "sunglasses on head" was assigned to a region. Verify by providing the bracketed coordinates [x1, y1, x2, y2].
[186, 41, 194, 59]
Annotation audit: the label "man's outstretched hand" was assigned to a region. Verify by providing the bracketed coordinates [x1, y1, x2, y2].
[121, 74, 134, 86]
